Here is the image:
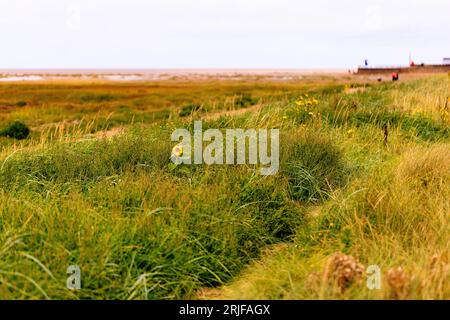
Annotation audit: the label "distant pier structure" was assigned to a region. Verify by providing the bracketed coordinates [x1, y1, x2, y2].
[357, 59, 450, 75]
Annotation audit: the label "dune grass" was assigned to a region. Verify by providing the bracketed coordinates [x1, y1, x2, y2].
[0, 75, 448, 299]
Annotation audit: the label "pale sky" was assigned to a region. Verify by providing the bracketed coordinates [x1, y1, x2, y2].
[1, 0, 449, 69]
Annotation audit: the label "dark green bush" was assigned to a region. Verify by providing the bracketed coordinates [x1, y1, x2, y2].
[0, 121, 30, 140]
[16, 101, 27, 107]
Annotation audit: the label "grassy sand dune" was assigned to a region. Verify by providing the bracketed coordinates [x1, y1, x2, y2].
[0, 74, 448, 299]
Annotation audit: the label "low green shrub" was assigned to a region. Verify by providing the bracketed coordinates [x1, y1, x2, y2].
[0, 121, 30, 140]
[16, 100, 27, 107]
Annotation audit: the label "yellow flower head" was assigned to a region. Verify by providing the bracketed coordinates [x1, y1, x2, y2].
[172, 144, 183, 157]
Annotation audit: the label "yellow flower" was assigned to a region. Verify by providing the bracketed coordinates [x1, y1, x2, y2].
[347, 129, 355, 134]
[172, 144, 183, 157]
[282, 115, 288, 120]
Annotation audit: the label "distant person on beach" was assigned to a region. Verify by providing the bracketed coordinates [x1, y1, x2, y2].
[392, 72, 399, 81]
[365, 59, 368, 67]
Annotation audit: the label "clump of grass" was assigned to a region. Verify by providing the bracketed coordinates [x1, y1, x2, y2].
[79, 94, 117, 103]
[0, 153, 304, 299]
[283, 132, 347, 203]
[238, 174, 304, 241]
[315, 144, 449, 248]
[0, 121, 30, 140]
[340, 111, 448, 141]
[179, 104, 201, 117]
[16, 100, 27, 107]
[0, 129, 170, 189]
[234, 93, 257, 108]
[395, 144, 450, 190]
[316, 100, 449, 141]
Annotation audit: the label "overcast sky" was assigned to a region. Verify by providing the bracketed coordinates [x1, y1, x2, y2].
[0, 0, 449, 69]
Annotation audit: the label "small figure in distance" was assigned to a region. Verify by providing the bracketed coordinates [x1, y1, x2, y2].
[391, 72, 399, 81]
